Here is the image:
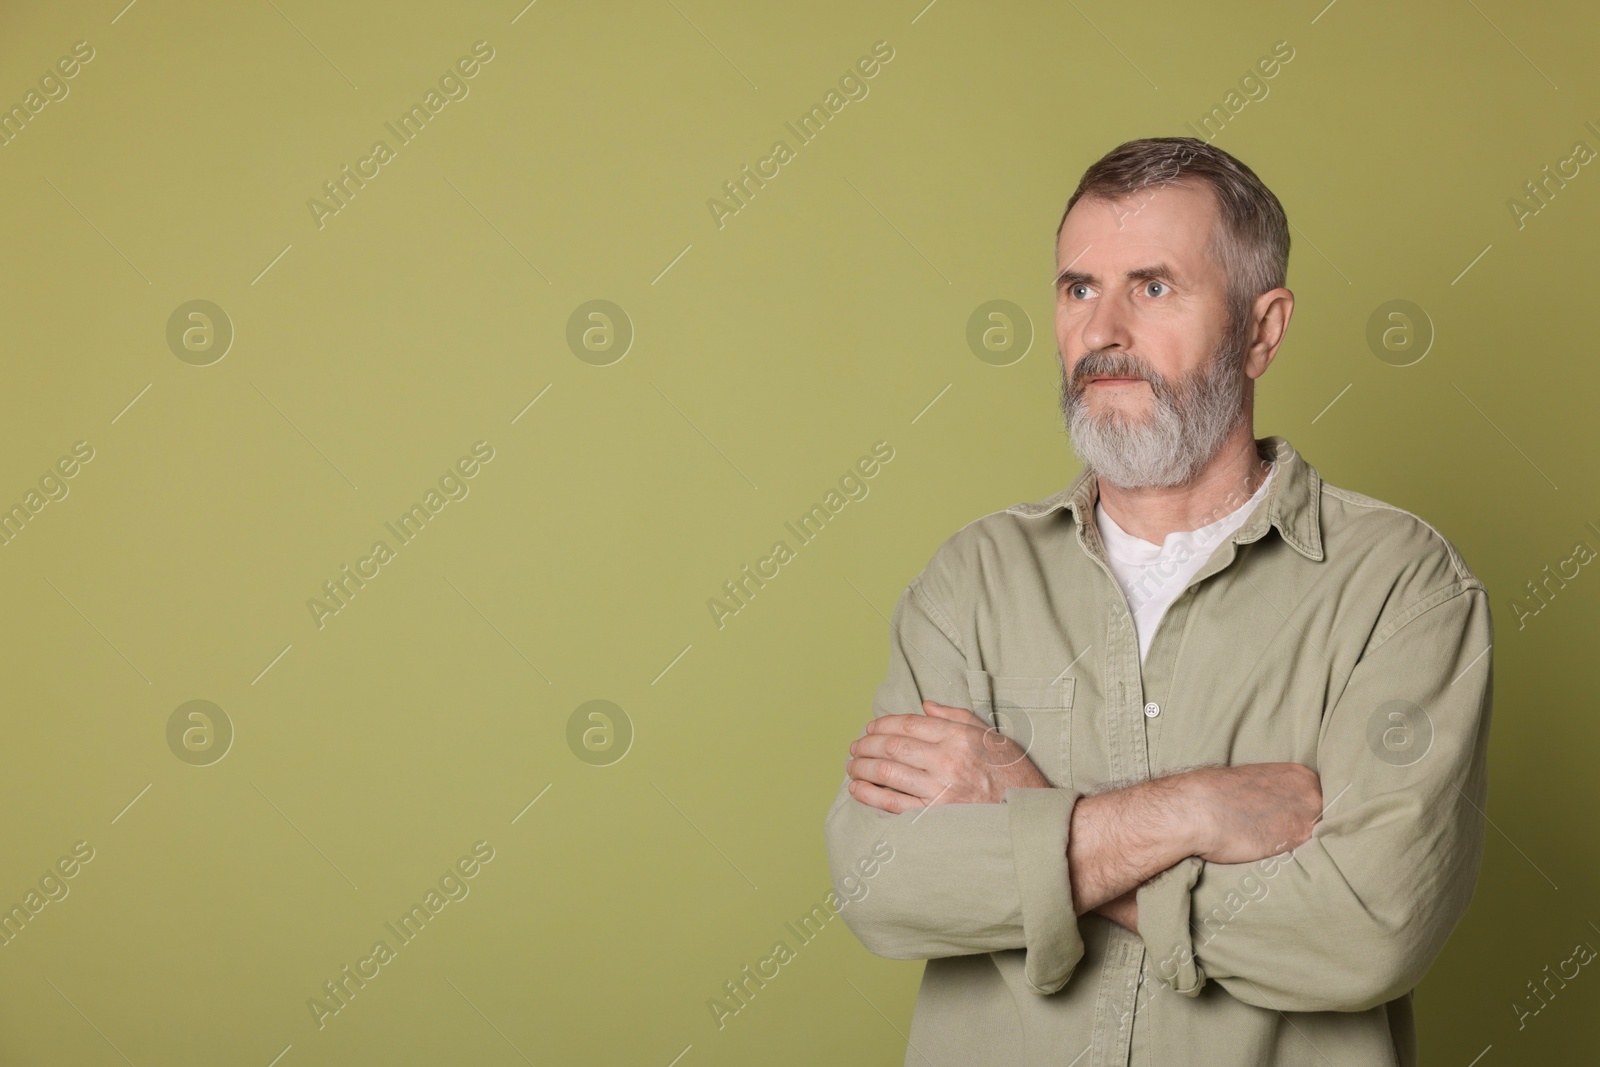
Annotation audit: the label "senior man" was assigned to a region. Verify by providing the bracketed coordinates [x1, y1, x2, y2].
[824, 137, 1492, 1067]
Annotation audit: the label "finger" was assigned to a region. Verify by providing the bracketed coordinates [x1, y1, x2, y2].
[922, 700, 987, 727]
[848, 779, 927, 814]
[847, 755, 944, 800]
[850, 731, 940, 771]
[867, 713, 951, 741]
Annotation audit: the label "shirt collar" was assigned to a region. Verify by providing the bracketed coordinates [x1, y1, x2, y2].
[1006, 435, 1325, 562]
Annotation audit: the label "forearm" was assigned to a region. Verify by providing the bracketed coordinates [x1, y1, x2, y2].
[1068, 772, 1199, 914]
[1094, 888, 1139, 933]
[826, 774, 1083, 968]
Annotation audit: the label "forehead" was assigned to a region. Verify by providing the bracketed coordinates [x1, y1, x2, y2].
[1056, 181, 1220, 275]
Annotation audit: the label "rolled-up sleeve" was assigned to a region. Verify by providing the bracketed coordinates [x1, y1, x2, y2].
[825, 575, 1088, 994]
[1138, 581, 1493, 1012]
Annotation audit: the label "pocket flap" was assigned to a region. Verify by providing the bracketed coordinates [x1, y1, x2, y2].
[963, 670, 1075, 786]
[965, 670, 1076, 715]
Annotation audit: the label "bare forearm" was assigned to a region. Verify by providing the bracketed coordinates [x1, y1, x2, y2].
[1094, 888, 1139, 933]
[1068, 772, 1198, 915]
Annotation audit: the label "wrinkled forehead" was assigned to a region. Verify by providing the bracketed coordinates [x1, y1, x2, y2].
[1056, 182, 1221, 274]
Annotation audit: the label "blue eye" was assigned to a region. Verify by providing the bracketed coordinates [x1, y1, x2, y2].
[1069, 284, 1091, 300]
[1144, 281, 1169, 297]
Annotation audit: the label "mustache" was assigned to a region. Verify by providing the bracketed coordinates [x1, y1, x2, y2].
[1069, 352, 1166, 393]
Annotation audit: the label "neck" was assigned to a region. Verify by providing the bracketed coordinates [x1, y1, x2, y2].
[1094, 423, 1269, 545]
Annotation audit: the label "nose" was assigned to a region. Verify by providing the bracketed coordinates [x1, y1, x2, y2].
[1079, 288, 1133, 356]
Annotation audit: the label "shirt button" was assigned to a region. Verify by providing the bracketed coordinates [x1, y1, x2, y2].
[1143, 702, 1160, 718]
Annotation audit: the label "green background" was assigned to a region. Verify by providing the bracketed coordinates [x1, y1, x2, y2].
[1, 0, 1596, 1062]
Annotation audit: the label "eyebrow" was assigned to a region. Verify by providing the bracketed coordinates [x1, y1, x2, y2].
[1055, 263, 1181, 289]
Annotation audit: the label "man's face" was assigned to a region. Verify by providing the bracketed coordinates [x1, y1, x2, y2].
[1054, 181, 1251, 489]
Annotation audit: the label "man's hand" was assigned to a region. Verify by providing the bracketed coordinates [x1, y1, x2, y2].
[1185, 762, 1323, 864]
[847, 700, 1051, 813]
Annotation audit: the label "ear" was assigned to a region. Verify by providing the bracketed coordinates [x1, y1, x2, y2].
[1244, 287, 1294, 379]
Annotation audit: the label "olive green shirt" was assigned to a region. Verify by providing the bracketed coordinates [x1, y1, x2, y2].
[824, 435, 1492, 1067]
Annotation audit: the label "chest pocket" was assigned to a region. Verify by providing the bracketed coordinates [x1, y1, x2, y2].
[964, 670, 1076, 788]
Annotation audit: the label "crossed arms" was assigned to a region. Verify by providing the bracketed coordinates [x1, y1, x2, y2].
[824, 573, 1492, 1012]
[845, 697, 1322, 932]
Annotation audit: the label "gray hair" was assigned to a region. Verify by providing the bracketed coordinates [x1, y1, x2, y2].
[1056, 137, 1290, 329]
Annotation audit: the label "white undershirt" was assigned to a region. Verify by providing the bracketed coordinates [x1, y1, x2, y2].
[1094, 463, 1276, 664]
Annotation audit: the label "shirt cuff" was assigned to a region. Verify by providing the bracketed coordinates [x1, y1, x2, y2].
[1138, 854, 1206, 996]
[1005, 786, 1085, 994]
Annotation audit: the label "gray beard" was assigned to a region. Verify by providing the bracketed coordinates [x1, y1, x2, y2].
[1058, 315, 1252, 489]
